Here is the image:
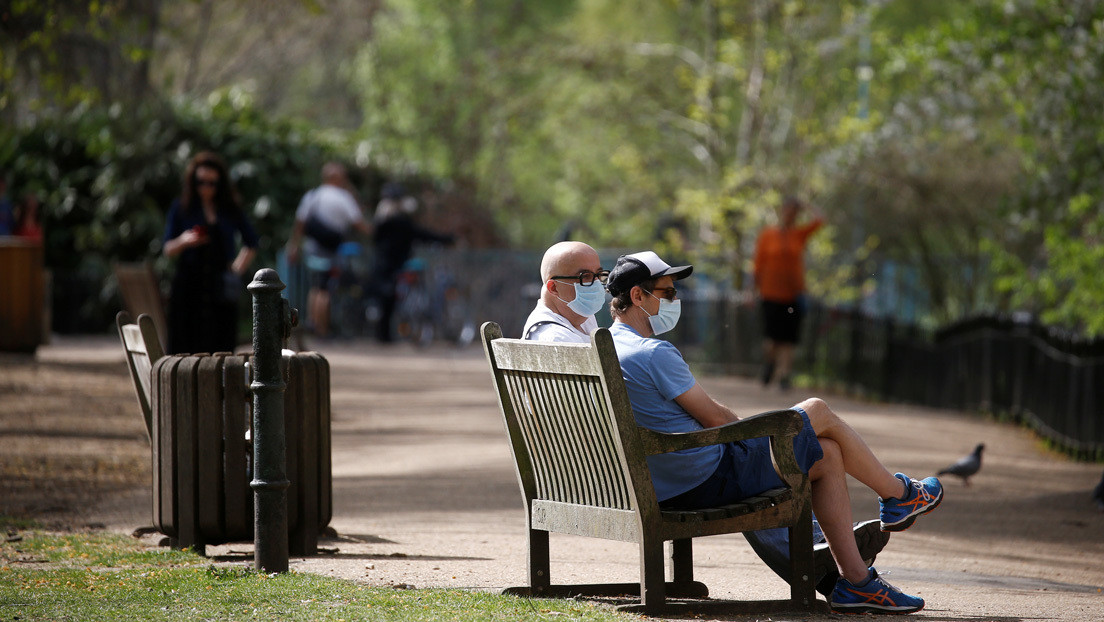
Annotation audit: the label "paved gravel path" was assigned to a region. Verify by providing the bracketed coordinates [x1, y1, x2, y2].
[4, 336, 1103, 621]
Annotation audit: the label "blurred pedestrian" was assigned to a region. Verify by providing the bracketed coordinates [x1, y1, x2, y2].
[286, 162, 372, 339]
[162, 151, 259, 355]
[0, 174, 14, 236]
[370, 182, 454, 343]
[14, 191, 43, 243]
[752, 196, 824, 391]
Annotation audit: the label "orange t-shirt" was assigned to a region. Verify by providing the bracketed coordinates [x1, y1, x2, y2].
[753, 219, 823, 303]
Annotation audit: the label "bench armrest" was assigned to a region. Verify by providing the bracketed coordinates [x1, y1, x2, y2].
[637, 409, 807, 483]
[638, 409, 803, 455]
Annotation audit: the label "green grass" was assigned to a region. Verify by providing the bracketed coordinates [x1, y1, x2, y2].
[1, 522, 639, 622]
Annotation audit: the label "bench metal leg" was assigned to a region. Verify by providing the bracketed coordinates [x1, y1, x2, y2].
[527, 528, 550, 590]
[670, 538, 693, 583]
[788, 499, 817, 608]
[639, 536, 666, 613]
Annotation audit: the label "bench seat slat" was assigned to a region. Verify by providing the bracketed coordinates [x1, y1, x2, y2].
[659, 488, 792, 522]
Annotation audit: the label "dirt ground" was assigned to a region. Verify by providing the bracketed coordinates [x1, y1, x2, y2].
[2, 335, 1103, 621]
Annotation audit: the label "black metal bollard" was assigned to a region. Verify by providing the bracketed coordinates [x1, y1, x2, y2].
[249, 268, 294, 573]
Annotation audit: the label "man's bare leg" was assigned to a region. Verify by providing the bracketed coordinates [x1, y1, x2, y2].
[776, 343, 795, 388]
[807, 438, 871, 583]
[761, 339, 777, 385]
[797, 397, 908, 504]
[308, 288, 330, 337]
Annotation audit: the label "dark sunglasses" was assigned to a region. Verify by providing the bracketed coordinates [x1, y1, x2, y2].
[648, 286, 678, 302]
[551, 269, 609, 287]
[195, 179, 219, 188]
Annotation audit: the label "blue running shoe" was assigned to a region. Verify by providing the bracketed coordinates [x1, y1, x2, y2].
[830, 568, 924, 614]
[880, 472, 943, 532]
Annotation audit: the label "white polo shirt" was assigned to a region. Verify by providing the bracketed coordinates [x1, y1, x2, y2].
[521, 301, 598, 342]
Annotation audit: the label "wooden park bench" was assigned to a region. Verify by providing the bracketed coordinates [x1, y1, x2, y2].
[114, 262, 168, 354]
[116, 311, 165, 440]
[480, 321, 823, 615]
[115, 311, 332, 556]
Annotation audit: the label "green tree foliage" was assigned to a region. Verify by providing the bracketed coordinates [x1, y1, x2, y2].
[977, 0, 1104, 334]
[351, 1, 882, 278]
[151, 1, 377, 129]
[8, 0, 1104, 335]
[837, 0, 1104, 332]
[3, 94, 349, 332]
[0, 0, 161, 121]
[820, 3, 1023, 323]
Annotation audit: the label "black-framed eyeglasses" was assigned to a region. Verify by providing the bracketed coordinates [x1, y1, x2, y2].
[648, 287, 678, 302]
[551, 269, 609, 287]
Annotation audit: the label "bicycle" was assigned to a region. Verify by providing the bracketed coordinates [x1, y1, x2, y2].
[392, 258, 476, 348]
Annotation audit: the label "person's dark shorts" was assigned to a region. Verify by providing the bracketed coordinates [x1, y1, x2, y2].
[761, 299, 804, 344]
[659, 407, 823, 510]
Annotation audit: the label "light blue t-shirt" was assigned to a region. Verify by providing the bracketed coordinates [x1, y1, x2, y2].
[609, 322, 724, 501]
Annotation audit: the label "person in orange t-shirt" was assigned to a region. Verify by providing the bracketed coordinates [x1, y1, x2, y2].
[14, 192, 44, 244]
[753, 196, 823, 390]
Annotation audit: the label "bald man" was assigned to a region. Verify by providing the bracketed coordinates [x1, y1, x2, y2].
[521, 241, 609, 341]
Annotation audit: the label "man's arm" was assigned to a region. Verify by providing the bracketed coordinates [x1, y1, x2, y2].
[674, 383, 740, 428]
[799, 201, 825, 240]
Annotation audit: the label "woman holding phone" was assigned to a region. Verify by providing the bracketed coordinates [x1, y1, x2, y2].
[162, 151, 259, 355]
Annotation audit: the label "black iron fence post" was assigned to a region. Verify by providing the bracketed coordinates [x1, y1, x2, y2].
[847, 308, 862, 393]
[881, 317, 895, 400]
[249, 268, 293, 573]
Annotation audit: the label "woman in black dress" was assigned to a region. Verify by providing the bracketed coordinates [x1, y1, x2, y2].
[162, 151, 259, 354]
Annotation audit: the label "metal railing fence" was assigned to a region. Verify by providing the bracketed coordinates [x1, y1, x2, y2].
[280, 247, 1102, 459]
[676, 297, 1104, 460]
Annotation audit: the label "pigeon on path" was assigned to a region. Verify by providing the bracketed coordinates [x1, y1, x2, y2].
[1093, 469, 1104, 512]
[938, 443, 984, 486]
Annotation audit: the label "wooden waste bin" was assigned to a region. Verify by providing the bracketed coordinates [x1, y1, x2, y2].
[150, 350, 332, 555]
[0, 238, 46, 353]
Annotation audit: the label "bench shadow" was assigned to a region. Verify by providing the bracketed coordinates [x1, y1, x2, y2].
[1, 428, 144, 441]
[208, 550, 491, 563]
[16, 359, 129, 377]
[333, 468, 521, 515]
[900, 489, 1103, 547]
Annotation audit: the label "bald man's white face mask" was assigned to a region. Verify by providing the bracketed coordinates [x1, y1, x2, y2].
[556, 280, 607, 317]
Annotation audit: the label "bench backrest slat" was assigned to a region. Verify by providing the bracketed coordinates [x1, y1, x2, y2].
[117, 311, 166, 440]
[486, 324, 643, 511]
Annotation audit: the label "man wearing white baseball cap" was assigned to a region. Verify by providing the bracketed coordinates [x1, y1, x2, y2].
[606, 250, 943, 614]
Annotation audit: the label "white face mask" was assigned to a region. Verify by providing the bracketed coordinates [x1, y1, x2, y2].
[643, 292, 681, 335]
[557, 280, 607, 317]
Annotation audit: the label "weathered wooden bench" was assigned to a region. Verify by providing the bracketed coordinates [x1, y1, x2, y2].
[116, 311, 332, 556]
[114, 262, 168, 354]
[481, 321, 822, 614]
[116, 311, 165, 440]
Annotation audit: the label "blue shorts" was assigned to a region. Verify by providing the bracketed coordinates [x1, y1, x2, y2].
[304, 251, 335, 289]
[660, 407, 823, 509]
